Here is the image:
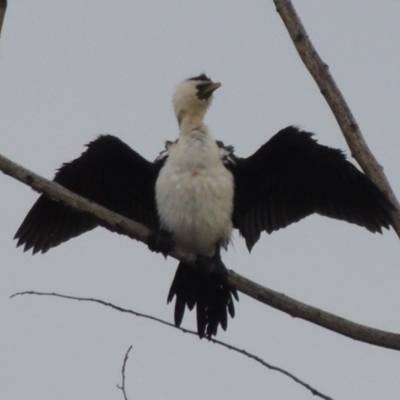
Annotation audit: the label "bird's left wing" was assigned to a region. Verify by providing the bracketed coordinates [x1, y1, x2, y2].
[15, 135, 161, 254]
[230, 126, 395, 251]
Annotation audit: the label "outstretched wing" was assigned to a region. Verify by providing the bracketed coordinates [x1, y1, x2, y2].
[231, 126, 395, 251]
[15, 135, 161, 254]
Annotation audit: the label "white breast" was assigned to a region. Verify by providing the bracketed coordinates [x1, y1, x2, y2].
[155, 129, 234, 257]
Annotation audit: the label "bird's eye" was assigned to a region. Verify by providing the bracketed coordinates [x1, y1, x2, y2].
[196, 83, 208, 91]
[196, 83, 212, 100]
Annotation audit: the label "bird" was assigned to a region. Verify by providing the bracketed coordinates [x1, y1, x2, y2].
[14, 73, 394, 338]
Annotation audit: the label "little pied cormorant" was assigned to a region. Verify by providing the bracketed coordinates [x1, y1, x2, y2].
[15, 74, 394, 338]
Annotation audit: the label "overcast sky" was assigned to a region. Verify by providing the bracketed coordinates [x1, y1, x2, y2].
[1, 2, 400, 399]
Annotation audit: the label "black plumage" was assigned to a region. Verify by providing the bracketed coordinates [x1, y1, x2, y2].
[15, 135, 161, 253]
[230, 126, 394, 250]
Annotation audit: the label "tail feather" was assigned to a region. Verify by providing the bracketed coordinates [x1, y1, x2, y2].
[167, 261, 238, 338]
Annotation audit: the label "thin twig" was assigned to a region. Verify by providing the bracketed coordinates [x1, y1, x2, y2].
[2, 154, 400, 350]
[11, 290, 335, 400]
[273, 0, 400, 237]
[212, 340, 334, 400]
[116, 345, 133, 400]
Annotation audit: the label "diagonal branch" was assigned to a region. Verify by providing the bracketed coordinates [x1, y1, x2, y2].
[0, 0, 6, 41]
[0, 153, 196, 263]
[11, 290, 335, 400]
[273, 0, 400, 237]
[2, 153, 400, 350]
[230, 272, 400, 350]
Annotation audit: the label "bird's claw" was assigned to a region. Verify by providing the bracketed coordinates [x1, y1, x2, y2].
[196, 254, 228, 281]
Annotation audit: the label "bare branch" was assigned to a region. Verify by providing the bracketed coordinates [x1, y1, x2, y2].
[2, 154, 400, 350]
[0, 152, 195, 264]
[213, 339, 334, 400]
[0, 0, 6, 41]
[116, 345, 133, 400]
[230, 272, 400, 350]
[273, 0, 400, 237]
[11, 291, 335, 400]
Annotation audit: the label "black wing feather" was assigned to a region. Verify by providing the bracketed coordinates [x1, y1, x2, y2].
[232, 126, 395, 251]
[15, 135, 161, 253]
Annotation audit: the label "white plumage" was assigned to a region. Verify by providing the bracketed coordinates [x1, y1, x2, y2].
[155, 124, 234, 256]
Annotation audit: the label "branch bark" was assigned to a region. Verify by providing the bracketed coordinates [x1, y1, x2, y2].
[2, 153, 400, 351]
[273, 0, 400, 237]
[0, 0, 6, 42]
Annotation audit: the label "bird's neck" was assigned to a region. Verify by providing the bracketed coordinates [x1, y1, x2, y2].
[178, 121, 212, 145]
[171, 115, 218, 168]
[178, 111, 207, 134]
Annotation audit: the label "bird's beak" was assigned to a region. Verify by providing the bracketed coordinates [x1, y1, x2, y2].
[197, 82, 222, 100]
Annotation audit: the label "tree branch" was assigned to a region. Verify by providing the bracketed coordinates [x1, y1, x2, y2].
[2, 154, 400, 350]
[273, 0, 400, 237]
[0, 153, 195, 264]
[116, 345, 132, 400]
[230, 272, 400, 350]
[0, 0, 6, 41]
[11, 290, 335, 400]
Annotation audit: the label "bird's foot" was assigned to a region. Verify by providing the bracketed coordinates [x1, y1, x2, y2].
[196, 254, 228, 281]
[147, 229, 175, 257]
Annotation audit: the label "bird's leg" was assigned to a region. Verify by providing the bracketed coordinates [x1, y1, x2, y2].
[196, 246, 228, 281]
[147, 229, 175, 257]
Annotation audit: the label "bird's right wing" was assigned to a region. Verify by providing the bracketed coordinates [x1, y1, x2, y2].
[15, 135, 161, 254]
[231, 126, 395, 251]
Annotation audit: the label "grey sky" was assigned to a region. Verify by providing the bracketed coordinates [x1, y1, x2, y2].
[1, 2, 400, 399]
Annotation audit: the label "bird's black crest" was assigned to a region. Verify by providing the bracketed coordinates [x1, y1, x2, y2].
[187, 73, 211, 82]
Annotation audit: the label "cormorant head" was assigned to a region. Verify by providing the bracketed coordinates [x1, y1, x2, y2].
[173, 74, 221, 125]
